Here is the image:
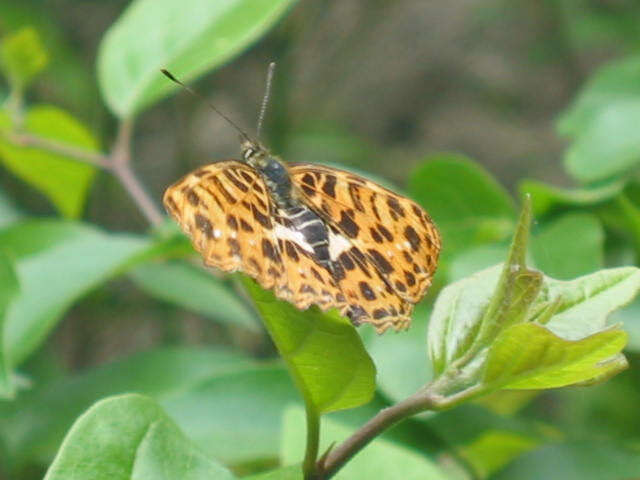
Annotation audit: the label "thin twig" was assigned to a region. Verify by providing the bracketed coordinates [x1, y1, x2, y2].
[4, 131, 110, 168]
[2, 120, 165, 227]
[317, 382, 485, 479]
[109, 120, 164, 227]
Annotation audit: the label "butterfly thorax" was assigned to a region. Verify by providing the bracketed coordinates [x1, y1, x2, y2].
[241, 140, 333, 270]
[241, 140, 295, 209]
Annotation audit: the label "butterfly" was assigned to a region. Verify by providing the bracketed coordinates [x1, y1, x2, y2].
[162, 70, 440, 333]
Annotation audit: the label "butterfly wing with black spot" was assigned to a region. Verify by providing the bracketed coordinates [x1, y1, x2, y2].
[327, 226, 413, 333]
[163, 160, 346, 312]
[289, 163, 441, 305]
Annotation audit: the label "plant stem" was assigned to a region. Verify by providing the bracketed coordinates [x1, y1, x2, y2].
[4, 131, 109, 168]
[317, 382, 485, 479]
[302, 406, 321, 480]
[2, 119, 165, 228]
[109, 120, 164, 227]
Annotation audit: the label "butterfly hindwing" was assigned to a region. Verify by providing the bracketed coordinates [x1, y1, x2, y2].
[289, 163, 441, 304]
[328, 227, 413, 332]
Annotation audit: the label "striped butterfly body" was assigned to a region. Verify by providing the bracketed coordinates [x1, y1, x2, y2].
[164, 138, 441, 333]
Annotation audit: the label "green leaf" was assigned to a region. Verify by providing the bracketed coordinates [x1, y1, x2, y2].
[531, 213, 604, 280]
[0, 252, 19, 398]
[44, 394, 235, 480]
[484, 323, 627, 389]
[557, 54, 640, 138]
[470, 197, 542, 358]
[0, 347, 256, 470]
[428, 264, 501, 376]
[0, 220, 151, 367]
[611, 298, 640, 352]
[129, 260, 258, 331]
[0, 105, 97, 218]
[408, 154, 515, 256]
[243, 279, 375, 414]
[538, 267, 640, 341]
[597, 193, 640, 254]
[280, 406, 449, 480]
[97, 0, 297, 118]
[458, 430, 539, 479]
[448, 243, 508, 282]
[163, 365, 298, 464]
[244, 466, 302, 480]
[564, 100, 640, 182]
[494, 442, 640, 480]
[0, 27, 48, 91]
[364, 305, 432, 402]
[0, 187, 22, 227]
[519, 179, 624, 217]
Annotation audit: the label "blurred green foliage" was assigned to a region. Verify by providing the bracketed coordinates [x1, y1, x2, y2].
[1, 1, 640, 480]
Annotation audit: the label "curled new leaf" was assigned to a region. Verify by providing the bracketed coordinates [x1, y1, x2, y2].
[0, 27, 48, 92]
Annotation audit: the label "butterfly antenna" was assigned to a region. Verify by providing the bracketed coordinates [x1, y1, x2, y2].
[256, 62, 276, 140]
[160, 69, 251, 142]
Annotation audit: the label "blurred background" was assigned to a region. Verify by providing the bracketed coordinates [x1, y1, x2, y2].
[2, 0, 640, 479]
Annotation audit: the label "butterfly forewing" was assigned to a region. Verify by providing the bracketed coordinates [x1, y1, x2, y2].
[289, 164, 441, 304]
[163, 161, 347, 313]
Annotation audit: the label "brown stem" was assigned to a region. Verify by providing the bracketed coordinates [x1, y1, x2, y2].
[5, 131, 110, 168]
[2, 120, 165, 227]
[318, 382, 485, 479]
[317, 391, 440, 479]
[109, 120, 164, 227]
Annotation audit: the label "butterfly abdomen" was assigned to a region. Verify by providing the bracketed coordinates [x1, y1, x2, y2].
[280, 206, 332, 270]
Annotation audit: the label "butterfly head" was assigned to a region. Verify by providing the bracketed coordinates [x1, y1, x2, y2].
[240, 138, 270, 168]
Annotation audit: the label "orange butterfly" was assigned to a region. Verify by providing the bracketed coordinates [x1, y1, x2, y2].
[162, 68, 440, 333]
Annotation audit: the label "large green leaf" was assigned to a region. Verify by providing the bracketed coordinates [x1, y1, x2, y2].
[364, 304, 432, 402]
[494, 442, 640, 480]
[457, 430, 539, 479]
[0, 252, 18, 398]
[0, 187, 22, 227]
[611, 298, 640, 352]
[280, 406, 448, 480]
[519, 179, 624, 217]
[97, 0, 297, 118]
[447, 243, 508, 283]
[163, 364, 298, 464]
[44, 394, 235, 480]
[0, 105, 97, 218]
[557, 54, 640, 138]
[531, 213, 604, 280]
[408, 155, 515, 256]
[0, 220, 151, 367]
[243, 279, 375, 414]
[129, 260, 258, 331]
[564, 100, 640, 182]
[0, 347, 259, 471]
[244, 466, 302, 480]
